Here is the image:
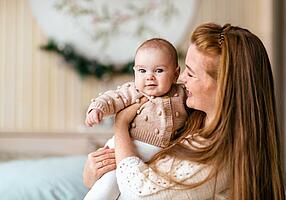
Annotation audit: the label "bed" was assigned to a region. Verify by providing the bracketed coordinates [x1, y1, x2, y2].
[0, 130, 113, 200]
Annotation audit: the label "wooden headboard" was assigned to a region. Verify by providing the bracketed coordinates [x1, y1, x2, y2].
[0, 129, 113, 156]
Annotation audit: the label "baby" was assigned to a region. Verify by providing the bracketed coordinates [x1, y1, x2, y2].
[84, 38, 188, 200]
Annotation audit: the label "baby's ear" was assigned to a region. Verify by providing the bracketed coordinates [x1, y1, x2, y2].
[173, 66, 180, 83]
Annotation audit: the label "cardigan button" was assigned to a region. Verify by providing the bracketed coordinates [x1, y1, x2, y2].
[144, 116, 148, 121]
[154, 128, 159, 134]
[175, 112, 180, 117]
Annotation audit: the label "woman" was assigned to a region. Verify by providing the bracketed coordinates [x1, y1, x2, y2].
[83, 23, 285, 199]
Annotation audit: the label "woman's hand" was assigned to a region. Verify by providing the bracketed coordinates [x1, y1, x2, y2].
[83, 146, 116, 189]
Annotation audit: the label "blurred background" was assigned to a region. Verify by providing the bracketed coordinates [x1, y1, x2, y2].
[0, 0, 285, 175]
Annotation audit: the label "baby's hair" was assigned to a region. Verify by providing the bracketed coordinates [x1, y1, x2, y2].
[136, 38, 178, 67]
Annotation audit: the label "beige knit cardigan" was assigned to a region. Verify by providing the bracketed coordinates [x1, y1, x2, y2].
[87, 82, 188, 147]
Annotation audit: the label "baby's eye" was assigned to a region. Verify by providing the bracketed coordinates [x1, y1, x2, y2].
[188, 73, 193, 77]
[138, 69, 146, 73]
[155, 69, 164, 73]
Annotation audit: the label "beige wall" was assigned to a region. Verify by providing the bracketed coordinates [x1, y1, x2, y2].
[183, 0, 273, 58]
[0, 0, 274, 133]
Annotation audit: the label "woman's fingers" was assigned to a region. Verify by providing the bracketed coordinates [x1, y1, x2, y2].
[96, 158, 116, 169]
[88, 147, 116, 169]
[83, 147, 116, 188]
[93, 153, 115, 165]
[88, 147, 115, 158]
[92, 151, 116, 180]
[96, 163, 117, 179]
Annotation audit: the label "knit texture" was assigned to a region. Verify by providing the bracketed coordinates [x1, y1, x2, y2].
[116, 156, 229, 199]
[87, 82, 188, 147]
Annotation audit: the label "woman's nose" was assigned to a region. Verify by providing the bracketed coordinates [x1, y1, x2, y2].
[179, 71, 186, 83]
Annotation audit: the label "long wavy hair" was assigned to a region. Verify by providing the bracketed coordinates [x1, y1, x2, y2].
[149, 23, 285, 199]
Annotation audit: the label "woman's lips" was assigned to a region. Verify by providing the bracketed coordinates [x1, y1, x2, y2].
[186, 90, 192, 97]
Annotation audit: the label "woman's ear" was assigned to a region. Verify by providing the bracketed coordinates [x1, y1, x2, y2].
[173, 66, 181, 83]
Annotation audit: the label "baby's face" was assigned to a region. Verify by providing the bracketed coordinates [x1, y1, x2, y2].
[134, 48, 178, 97]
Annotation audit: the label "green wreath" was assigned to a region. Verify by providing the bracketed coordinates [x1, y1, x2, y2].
[40, 39, 134, 79]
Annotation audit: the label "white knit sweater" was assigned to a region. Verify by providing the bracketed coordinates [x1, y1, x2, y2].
[116, 156, 229, 199]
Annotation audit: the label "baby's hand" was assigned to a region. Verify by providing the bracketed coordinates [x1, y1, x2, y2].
[85, 109, 103, 127]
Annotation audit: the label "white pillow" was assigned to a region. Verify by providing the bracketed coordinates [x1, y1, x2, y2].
[0, 156, 89, 200]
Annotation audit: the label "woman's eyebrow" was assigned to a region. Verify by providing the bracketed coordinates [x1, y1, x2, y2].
[185, 64, 195, 74]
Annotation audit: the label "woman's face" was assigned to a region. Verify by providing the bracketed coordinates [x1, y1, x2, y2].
[180, 44, 218, 119]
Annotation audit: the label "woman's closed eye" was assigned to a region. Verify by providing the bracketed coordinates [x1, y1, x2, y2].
[188, 73, 194, 77]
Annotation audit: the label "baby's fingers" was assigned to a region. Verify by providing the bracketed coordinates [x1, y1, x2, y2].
[85, 116, 94, 127]
[92, 112, 101, 124]
[98, 111, 103, 122]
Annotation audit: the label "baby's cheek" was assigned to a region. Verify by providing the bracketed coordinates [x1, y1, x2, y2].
[134, 80, 141, 89]
[135, 82, 146, 94]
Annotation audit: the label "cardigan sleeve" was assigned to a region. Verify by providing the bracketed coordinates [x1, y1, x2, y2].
[86, 82, 143, 117]
[116, 156, 229, 199]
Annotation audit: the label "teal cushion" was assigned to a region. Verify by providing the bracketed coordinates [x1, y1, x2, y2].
[0, 156, 89, 200]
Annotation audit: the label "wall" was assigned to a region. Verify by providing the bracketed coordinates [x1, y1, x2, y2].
[0, 0, 275, 133]
[0, 0, 133, 132]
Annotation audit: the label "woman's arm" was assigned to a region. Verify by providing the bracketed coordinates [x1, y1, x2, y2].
[113, 99, 179, 197]
[116, 156, 229, 199]
[113, 98, 229, 199]
[83, 98, 146, 189]
[114, 121, 137, 163]
[114, 97, 147, 163]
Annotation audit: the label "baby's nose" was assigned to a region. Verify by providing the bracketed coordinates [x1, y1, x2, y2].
[146, 73, 155, 80]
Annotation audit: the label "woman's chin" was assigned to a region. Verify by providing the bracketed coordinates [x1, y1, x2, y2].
[186, 101, 193, 109]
